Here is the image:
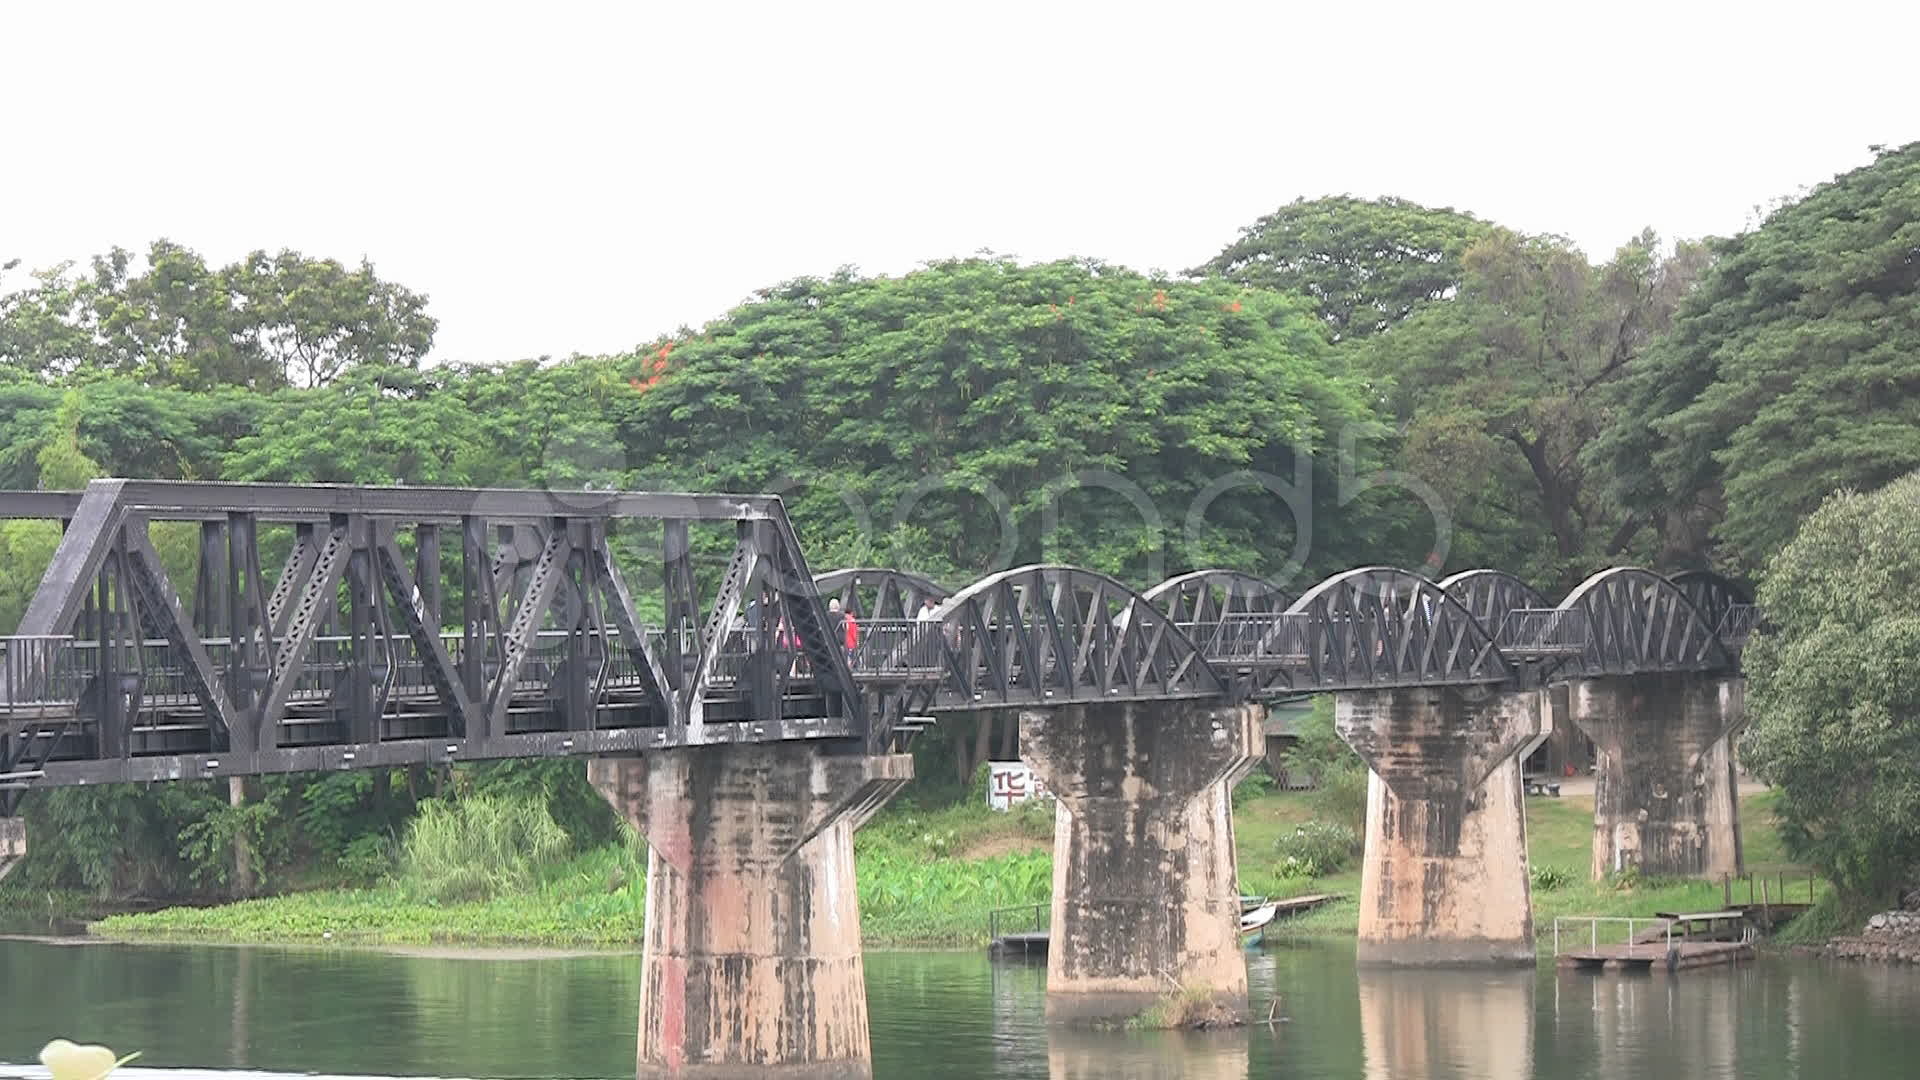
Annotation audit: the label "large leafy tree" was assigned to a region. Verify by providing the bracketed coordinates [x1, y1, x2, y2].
[614, 257, 1407, 586]
[1355, 229, 1709, 589]
[1592, 142, 1920, 573]
[0, 241, 435, 389]
[1743, 472, 1920, 902]
[1192, 195, 1492, 341]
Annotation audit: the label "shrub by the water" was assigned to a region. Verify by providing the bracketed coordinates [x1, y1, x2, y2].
[1274, 820, 1358, 877]
[399, 795, 569, 903]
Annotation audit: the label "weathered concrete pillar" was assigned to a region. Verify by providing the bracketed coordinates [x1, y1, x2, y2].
[1337, 687, 1547, 966]
[589, 746, 912, 1080]
[1020, 700, 1263, 1023]
[1569, 674, 1746, 879]
[0, 816, 24, 884]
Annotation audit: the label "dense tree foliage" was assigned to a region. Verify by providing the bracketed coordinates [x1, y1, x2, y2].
[1593, 142, 1920, 573]
[1354, 229, 1709, 588]
[1192, 196, 1491, 341]
[615, 257, 1421, 585]
[1744, 472, 1920, 901]
[0, 241, 435, 389]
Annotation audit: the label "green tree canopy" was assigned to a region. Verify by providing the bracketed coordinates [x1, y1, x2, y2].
[0, 241, 436, 390]
[1743, 471, 1920, 901]
[1352, 228, 1709, 589]
[1592, 142, 1920, 573]
[614, 257, 1410, 585]
[1191, 195, 1492, 341]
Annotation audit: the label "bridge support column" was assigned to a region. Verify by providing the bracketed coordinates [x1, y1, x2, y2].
[1337, 687, 1547, 966]
[0, 817, 24, 884]
[589, 746, 912, 1080]
[1020, 700, 1262, 1023]
[1569, 674, 1746, 880]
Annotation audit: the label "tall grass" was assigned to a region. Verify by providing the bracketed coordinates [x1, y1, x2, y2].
[399, 795, 570, 904]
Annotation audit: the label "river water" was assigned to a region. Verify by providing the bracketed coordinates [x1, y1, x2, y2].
[1, 935, 1916, 1079]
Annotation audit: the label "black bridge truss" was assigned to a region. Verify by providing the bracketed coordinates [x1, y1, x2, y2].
[0, 481, 1758, 790]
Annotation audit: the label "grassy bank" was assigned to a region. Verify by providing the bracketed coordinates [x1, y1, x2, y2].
[88, 787, 1809, 950]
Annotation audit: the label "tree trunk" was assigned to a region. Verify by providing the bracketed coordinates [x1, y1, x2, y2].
[228, 776, 254, 898]
[1511, 433, 1580, 559]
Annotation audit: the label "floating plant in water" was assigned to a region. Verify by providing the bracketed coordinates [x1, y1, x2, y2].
[38, 1041, 139, 1080]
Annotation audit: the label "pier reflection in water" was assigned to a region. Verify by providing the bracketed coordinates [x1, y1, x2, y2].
[1357, 967, 1533, 1080]
[5, 937, 1920, 1079]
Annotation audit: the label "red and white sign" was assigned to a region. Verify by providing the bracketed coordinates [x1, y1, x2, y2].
[987, 760, 1050, 811]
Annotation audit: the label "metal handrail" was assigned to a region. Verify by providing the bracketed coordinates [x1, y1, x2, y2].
[988, 902, 1048, 941]
[1552, 915, 1674, 959]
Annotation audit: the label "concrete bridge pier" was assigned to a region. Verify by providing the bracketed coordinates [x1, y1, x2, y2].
[590, 745, 912, 1080]
[1020, 700, 1263, 1024]
[1336, 687, 1548, 966]
[0, 817, 24, 883]
[1569, 674, 1746, 880]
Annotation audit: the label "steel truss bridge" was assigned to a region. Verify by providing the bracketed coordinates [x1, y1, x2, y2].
[0, 481, 1757, 802]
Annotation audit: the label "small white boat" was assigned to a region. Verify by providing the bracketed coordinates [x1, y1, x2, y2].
[1240, 902, 1279, 936]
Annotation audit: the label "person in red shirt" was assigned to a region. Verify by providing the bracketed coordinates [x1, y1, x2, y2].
[827, 597, 860, 654]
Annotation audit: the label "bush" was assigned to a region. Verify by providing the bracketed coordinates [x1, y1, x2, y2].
[1529, 864, 1573, 892]
[1308, 764, 1369, 835]
[1274, 821, 1358, 878]
[1231, 769, 1277, 808]
[1286, 696, 1369, 833]
[398, 794, 569, 903]
[1744, 472, 1920, 903]
[337, 832, 397, 886]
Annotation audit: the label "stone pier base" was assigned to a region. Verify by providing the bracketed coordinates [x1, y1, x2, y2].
[0, 817, 24, 884]
[1570, 674, 1746, 880]
[1337, 688, 1547, 967]
[590, 746, 912, 1080]
[1020, 700, 1263, 1024]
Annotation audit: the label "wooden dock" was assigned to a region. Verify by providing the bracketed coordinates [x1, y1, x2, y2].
[1555, 910, 1756, 973]
[1557, 940, 1753, 972]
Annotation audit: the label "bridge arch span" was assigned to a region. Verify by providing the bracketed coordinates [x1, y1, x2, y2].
[1282, 566, 1514, 688]
[812, 567, 950, 619]
[1556, 567, 1733, 674]
[929, 564, 1225, 708]
[1438, 569, 1551, 623]
[1144, 569, 1295, 621]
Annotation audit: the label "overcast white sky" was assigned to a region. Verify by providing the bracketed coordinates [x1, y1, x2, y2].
[4, 1, 1914, 365]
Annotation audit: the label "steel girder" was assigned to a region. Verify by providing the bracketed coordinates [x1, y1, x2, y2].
[1555, 567, 1734, 676]
[1, 478, 1767, 793]
[1278, 567, 1515, 689]
[1142, 569, 1297, 698]
[0, 479, 859, 794]
[1670, 569, 1760, 654]
[853, 565, 1226, 750]
[812, 568, 951, 618]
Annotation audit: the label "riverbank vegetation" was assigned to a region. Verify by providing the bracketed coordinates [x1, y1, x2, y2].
[3, 144, 1918, 936]
[70, 781, 1807, 951]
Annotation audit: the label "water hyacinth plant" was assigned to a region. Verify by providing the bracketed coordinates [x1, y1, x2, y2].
[39, 1040, 138, 1080]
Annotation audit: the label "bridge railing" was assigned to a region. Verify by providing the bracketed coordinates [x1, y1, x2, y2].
[1716, 604, 1760, 652]
[1, 635, 78, 719]
[1177, 614, 1312, 664]
[1494, 609, 1591, 660]
[847, 619, 947, 676]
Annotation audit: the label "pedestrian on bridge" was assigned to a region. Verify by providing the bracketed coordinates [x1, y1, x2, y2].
[828, 597, 860, 654]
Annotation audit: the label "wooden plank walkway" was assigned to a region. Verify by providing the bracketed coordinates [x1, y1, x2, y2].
[1557, 940, 1753, 972]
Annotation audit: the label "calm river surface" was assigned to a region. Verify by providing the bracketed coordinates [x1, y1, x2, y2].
[2, 935, 1917, 1079]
